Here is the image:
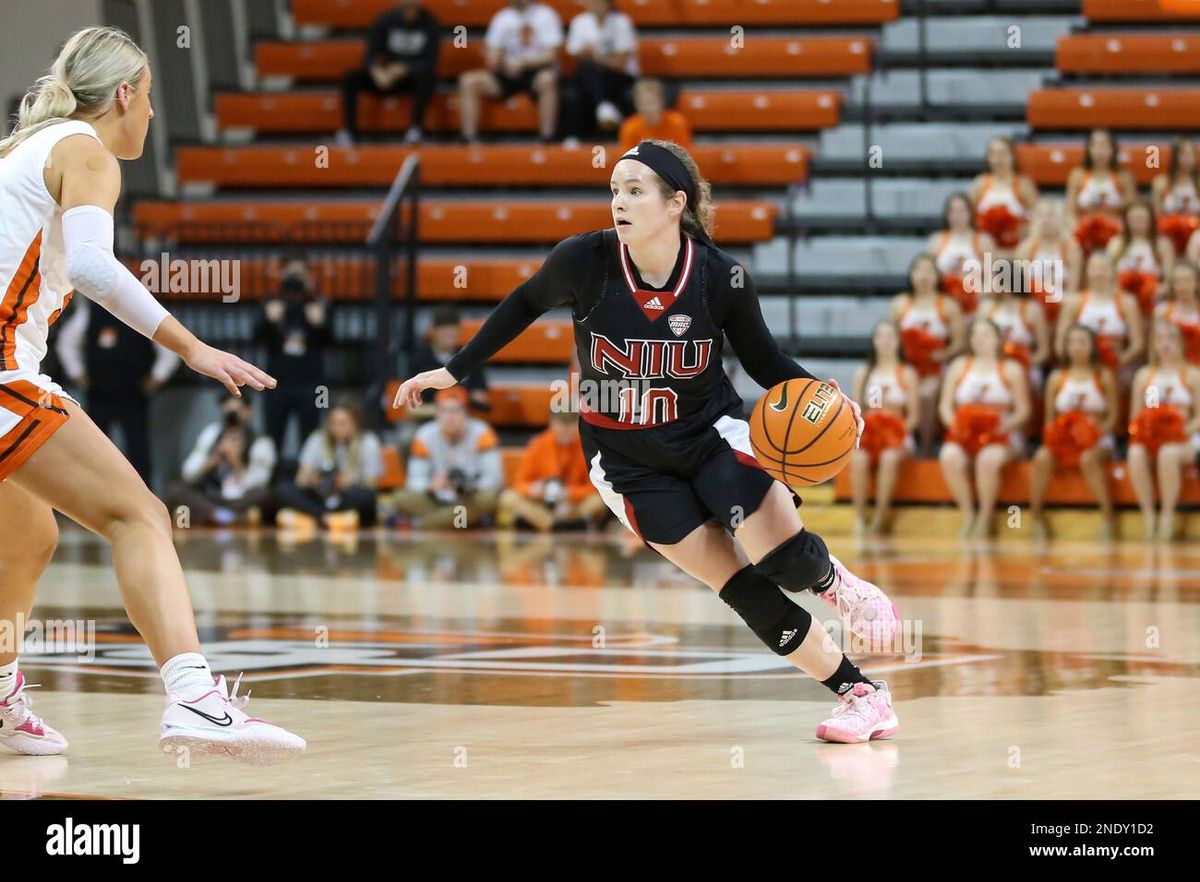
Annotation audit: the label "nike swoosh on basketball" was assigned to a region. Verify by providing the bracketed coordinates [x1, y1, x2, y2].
[179, 705, 234, 727]
[769, 384, 790, 412]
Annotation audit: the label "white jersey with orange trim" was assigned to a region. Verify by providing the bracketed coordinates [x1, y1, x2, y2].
[1029, 238, 1069, 302]
[1078, 291, 1127, 339]
[1164, 301, 1200, 332]
[953, 358, 1014, 408]
[976, 174, 1027, 219]
[1163, 177, 1200, 216]
[0, 119, 100, 378]
[1115, 239, 1162, 276]
[1146, 367, 1193, 410]
[865, 364, 908, 411]
[934, 231, 984, 277]
[1076, 171, 1124, 213]
[1054, 369, 1107, 416]
[897, 294, 950, 340]
[982, 298, 1034, 347]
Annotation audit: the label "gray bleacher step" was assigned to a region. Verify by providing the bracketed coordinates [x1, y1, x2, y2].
[755, 235, 929, 281]
[880, 15, 1078, 58]
[847, 69, 1051, 108]
[789, 177, 973, 221]
[815, 122, 1026, 164]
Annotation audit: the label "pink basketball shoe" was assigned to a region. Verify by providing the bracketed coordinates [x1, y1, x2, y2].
[815, 680, 899, 744]
[0, 672, 69, 755]
[819, 554, 901, 651]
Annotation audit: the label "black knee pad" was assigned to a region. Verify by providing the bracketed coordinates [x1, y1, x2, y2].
[718, 565, 813, 655]
[755, 529, 834, 594]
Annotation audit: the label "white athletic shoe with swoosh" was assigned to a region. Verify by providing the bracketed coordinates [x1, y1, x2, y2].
[160, 674, 305, 765]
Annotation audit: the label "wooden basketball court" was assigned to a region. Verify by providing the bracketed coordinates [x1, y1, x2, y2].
[3, 521, 1197, 800]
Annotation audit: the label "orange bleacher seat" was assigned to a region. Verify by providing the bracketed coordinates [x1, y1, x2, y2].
[459, 318, 573, 364]
[1028, 88, 1200, 130]
[1014, 143, 1171, 187]
[1057, 34, 1200, 75]
[215, 90, 839, 135]
[832, 458, 1200, 506]
[292, 0, 898, 29]
[501, 448, 525, 486]
[255, 37, 870, 81]
[383, 383, 559, 429]
[176, 144, 809, 189]
[133, 199, 777, 244]
[1084, 0, 1200, 22]
[380, 445, 406, 490]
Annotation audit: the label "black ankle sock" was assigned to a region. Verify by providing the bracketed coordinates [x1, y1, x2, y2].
[820, 656, 873, 696]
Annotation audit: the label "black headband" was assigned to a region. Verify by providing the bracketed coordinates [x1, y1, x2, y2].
[619, 141, 713, 244]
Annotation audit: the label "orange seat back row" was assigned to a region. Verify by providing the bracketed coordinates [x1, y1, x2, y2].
[1083, 0, 1200, 22]
[214, 90, 841, 135]
[1028, 88, 1200, 130]
[255, 36, 873, 81]
[175, 144, 809, 188]
[1056, 33, 1200, 74]
[1014, 143, 1173, 187]
[133, 200, 778, 244]
[293, 0, 899, 29]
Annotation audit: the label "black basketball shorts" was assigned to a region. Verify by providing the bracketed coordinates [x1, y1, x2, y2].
[578, 409, 788, 546]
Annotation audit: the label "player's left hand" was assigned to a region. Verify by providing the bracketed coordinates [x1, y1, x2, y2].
[826, 378, 864, 448]
[185, 343, 277, 397]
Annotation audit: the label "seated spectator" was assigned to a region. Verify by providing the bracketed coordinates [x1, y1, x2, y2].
[1055, 251, 1144, 388]
[1066, 128, 1137, 256]
[1126, 319, 1200, 542]
[1155, 260, 1200, 366]
[970, 136, 1038, 252]
[276, 401, 383, 531]
[166, 394, 276, 526]
[391, 387, 503, 527]
[253, 257, 332, 459]
[1013, 199, 1083, 328]
[937, 319, 1032, 539]
[408, 305, 490, 415]
[890, 254, 966, 456]
[927, 192, 996, 317]
[497, 408, 608, 531]
[848, 321, 919, 537]
[458, 0, 563, 144]
[1107, 201, 1175, 319]
[618, 78, 691, 153]
[977, 257, 1051, 393]
[566, 0, 638, 139]
[1029, 325, 1119, 541]
[1150, 136, 1199, 256]
[337, 0, 442, 146]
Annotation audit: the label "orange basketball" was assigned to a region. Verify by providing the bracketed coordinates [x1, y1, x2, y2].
[749, 379, 857, 487]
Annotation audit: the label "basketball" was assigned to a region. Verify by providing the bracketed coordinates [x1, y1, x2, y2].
[750, 379, 857, 486]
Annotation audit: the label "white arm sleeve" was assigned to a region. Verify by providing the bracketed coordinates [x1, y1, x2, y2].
[61, 205, 170, 340]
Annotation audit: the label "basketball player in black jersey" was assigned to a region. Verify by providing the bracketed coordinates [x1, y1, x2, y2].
[397, 140, 902, 742]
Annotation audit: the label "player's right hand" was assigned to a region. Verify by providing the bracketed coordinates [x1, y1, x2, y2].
[185, 342, 276, 397]
[393, 367, 456, 410]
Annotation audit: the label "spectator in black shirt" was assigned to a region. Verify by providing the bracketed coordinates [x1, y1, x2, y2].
[337, 0, 442, 145]
[253, 260, 332, 457]
[408, 305, 490, 416]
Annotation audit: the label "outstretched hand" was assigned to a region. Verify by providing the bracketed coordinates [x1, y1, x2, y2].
[393, 367, 456, 411]
[184, 342, 276, 397]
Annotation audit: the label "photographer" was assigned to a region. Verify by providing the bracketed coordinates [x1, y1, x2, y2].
[276, 401, 383, 531]
[497, 407, 608, 531]
[165, 394, 276, 526]
[391, 387, 503, 528]
[253, 258, 332, 459]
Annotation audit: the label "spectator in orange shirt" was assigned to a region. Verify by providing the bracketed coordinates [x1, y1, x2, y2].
[497, 408, 609, 531]
[618, 78, 691, 154]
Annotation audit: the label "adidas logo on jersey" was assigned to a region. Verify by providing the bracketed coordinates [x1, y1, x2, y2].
[644, 296, 664, 310]
[779, 628, 799, 647]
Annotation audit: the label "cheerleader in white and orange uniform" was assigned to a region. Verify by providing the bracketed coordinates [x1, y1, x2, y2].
[1013, 199, 1084, 330]
[890, 254, 966, 456]
[1055, 251, 1145, 389]
[977, 257, 1051, 392]
[1127, 319, 1200, 541]
[938, 319, 1032, 539]
[1107, 201, 1175, 318]
[970, 136, 1039, 252]
[1155, 260, 1200, 366]
[1065, 128, 1138, 255]
[1029, 325, 1120, 540]
[850, 320, 919, 536]
[927, 192, 996, 317]
[1151, 137, 1200, 257]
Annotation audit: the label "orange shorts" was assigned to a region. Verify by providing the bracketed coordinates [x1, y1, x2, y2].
[0, 376, 71, 483]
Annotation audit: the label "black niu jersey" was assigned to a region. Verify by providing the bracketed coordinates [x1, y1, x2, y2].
[445, 229, 816, 434]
